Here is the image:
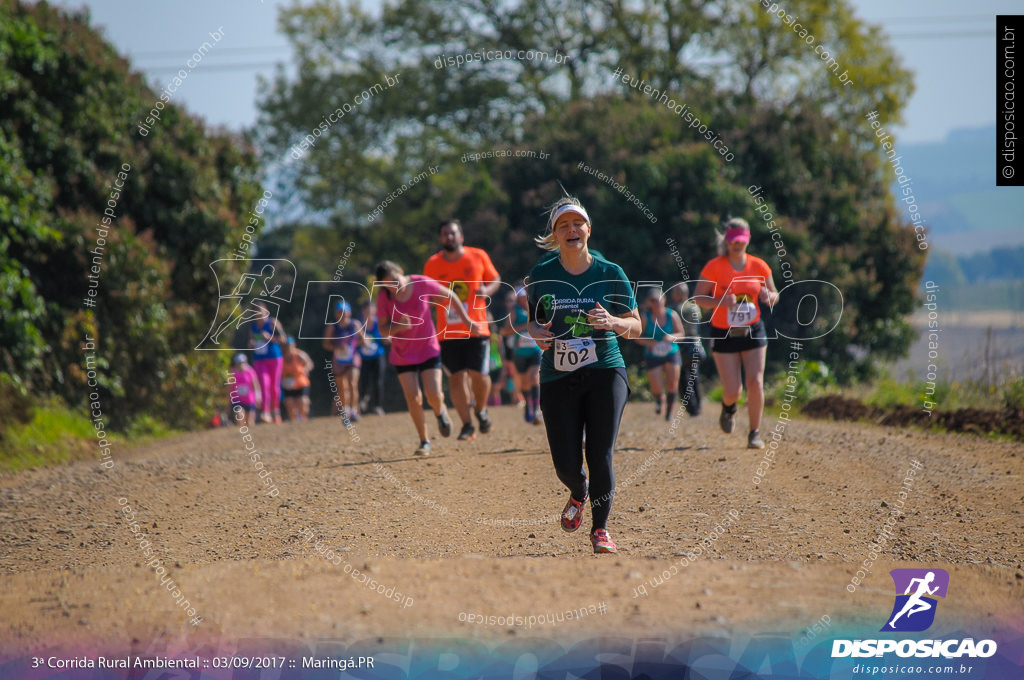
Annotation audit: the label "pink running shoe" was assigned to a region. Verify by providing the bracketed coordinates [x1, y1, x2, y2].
[590, 528, 617, 554]
[560, 492, 588, 533]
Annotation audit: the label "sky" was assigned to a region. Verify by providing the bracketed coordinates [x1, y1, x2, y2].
[51, 0, 1017, 145]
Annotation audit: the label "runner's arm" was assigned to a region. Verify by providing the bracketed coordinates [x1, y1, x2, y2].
[614, 307, 643, 340]
[478, 276, 502, 298]
[588, 303, 641, 339]
[759, 275, 780, 306]
[693, 279, 736, 310]
[666, 309, 687, 344]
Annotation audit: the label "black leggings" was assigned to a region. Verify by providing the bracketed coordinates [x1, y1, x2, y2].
[539, 368, 629, 532]
[678, 348, 702, 414]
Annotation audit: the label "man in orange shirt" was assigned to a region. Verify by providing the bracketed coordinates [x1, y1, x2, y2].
[424, 219, 502, 440]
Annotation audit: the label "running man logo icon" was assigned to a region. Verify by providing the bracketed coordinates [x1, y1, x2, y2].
[196, 259, 296, 350]
[881, 568, 950, 632]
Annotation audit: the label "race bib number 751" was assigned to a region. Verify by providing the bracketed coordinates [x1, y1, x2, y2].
[554, 338, 597, 372]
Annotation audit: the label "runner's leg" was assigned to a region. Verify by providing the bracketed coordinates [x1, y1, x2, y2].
[349, 366, 361, 416]
[540, 377, 588, 501]
[254, 359, 274, 420]
[397, 371, 428, 443]
[664, 359, 680, 417]
[469, 369, 491, 414]
[648, 365, 664, 413]
[713, 351, 743, 406]
[267, 357, 284, 419]
[448, 369, 472, 426]
[421, 367, 446, 416]
[583, 370, 628, 531]
[741, 346, 767, 432]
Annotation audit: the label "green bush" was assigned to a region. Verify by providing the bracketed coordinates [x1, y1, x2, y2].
[0, 373, 34, 435]
[865, 378, 919, 409]
[1003, 378, 1024, 411]
[0, 401, 98, 472]
[769, 360, 835, 406]
[126, 413, 177, 439]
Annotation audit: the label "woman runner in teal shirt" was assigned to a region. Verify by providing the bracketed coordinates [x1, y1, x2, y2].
[525, 197, 641, 554]
[637, 287, 686, 421]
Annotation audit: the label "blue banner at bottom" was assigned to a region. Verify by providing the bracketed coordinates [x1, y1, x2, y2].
[3, 629, 1022, 680]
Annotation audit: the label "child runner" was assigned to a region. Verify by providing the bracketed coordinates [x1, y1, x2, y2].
[281, 337, 314, 422]
[323, 300, 363, 421]
[228, 354, 261, 428]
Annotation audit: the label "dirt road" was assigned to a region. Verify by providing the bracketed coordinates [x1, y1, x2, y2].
[1, 404, 1022, 657]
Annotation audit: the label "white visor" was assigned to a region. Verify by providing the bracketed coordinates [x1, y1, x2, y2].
[550, 203, 590, 226]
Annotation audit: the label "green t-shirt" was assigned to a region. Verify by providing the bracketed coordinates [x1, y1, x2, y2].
[527, 251, 637, 383]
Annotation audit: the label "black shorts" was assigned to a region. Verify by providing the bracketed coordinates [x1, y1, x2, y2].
[283, 386, 310, 399]
[513, 353, 542, 373]
[440, 337, 490, 375]
[394, 354, 443, 375]
[644, 352, 682, 371]
[710, 320, 768, 354]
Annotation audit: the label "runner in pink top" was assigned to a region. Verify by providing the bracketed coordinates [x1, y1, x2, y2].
[374, 260, 478, 456]
[377, 275, 441, 365]
[228, 354, 261, 427]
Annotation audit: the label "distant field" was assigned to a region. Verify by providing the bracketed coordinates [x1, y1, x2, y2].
[929, 227, 1024, 253]
[917, 280, 1024, 312]
[888, 309, 1024, 383]
[946, 189, 1024, 233]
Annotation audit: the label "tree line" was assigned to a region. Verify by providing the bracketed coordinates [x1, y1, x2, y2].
[2, 0, 924, 438]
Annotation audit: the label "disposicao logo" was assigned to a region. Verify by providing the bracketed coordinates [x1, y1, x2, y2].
[882, 568, 949, 632]
[832, 567, 998, 659]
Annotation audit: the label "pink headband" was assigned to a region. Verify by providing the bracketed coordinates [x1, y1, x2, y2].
[725, 227, 750, 243]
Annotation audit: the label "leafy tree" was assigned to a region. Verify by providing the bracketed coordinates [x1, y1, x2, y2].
[1, 1, 264, 430]
[256, 0, 920, 381]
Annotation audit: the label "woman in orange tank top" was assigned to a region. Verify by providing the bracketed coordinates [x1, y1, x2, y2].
[281, 337, 314, 422]
[693, 218, 779, 450]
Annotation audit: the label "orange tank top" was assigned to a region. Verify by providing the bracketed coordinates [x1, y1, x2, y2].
[281, 352, 311, 389]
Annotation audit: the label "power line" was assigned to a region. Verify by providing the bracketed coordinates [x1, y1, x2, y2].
[133, 25, 999, 74]
[867, 15, 995, 24]
[129, 45, 291, 59]
[888, 31, 992, 39]
[141, 61, 284, 74]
